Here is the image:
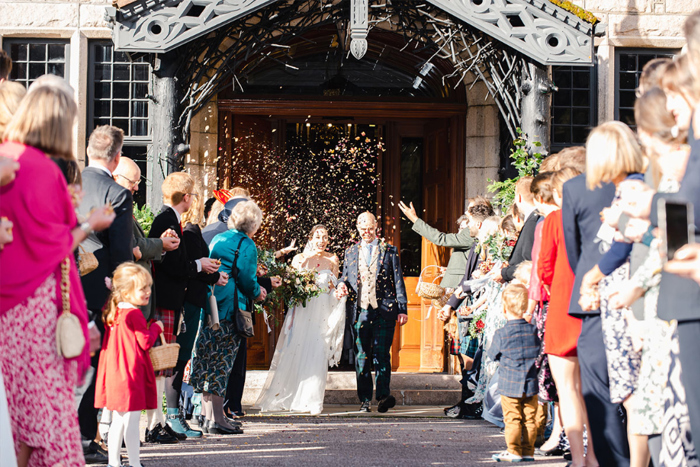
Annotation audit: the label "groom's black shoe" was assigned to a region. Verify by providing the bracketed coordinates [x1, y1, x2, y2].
[359, 401, 371, 413]
[377, 395, 396, 413]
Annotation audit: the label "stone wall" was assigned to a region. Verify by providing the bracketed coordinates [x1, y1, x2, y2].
[184, 99, 219, 198]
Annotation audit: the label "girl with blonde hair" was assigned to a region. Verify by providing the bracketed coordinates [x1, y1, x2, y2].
[95, 263, 163, 467]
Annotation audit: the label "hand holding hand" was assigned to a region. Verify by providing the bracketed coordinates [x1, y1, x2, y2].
[0, 217, 13, 250]
[200, 257, 220, 274]
[397, 314, 408, 326]
[491, 268, 504, 283]
[0, 156, 19, 187]
[438, 305, 452, 321]
[270, 276, 282, 288]
[133, 246, 142, 261]
[88, 205, 116, 232]
[398, 201, 419, 223]
[335, 282, 349, 299]
[216, 272, 229, 287]
[161, 236, 180, 252]
[665, 244, 700, 286]
[458, 306, 472, 317]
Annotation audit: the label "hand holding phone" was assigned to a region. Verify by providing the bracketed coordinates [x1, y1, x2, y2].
[658, 199, 695, 262]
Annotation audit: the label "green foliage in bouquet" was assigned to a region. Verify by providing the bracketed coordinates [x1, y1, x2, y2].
[254, 248, 324, 314]
[487, 128, 543, 212]
[468, 308, 487, 340]
[134, 203, 155, 236]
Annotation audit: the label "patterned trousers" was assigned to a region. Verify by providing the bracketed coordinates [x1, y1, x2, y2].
[354, 308, 396, 403]
[189, 320, 242, 398]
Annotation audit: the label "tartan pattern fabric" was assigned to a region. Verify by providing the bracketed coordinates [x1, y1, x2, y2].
[150, 307, 177, 377]
[461, 334, 479, 358]
[486, 319, 540, 398]
[354, 309, 395, 402]
[189, 319, 242, 398]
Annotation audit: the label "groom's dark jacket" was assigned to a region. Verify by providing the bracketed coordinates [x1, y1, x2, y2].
[339, 241, 408, 324]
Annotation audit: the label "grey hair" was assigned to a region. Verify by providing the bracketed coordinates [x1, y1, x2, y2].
[87, 125, 124, 162]
[227, 200, 263, 235]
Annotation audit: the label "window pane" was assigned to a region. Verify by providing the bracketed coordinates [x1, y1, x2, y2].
[400, 137, 423, 276]
[10, 43, 27, 62]
[552, 126, 569, 144]
[132, 101, 148, 118]
[112, 119, 129, 135]
[48, 44, 65, 61]
[113, 82, 129, 99]
[29, 44, 46, 61]
[554, 108, 571, 125]
[47, 62, 64, 77]
[132, 83, 148, 99]
[619, 109, 635, 126]
[113, 100, 129, 117]
[114, 51, 129, 63]
[572, 90, 590, 107]
[95, 45, 112, 63]
[553, 89, 571, 106]
[131, 119, 148, 136]
[94, 82, 111, 99]
[28, 63, 45, 79]
[113, 64, 130, 81]
[572, 126, 590, 143]
[619, 54, 637, 71]
[94, 119, 111, 128]
[553, 68, 571, 88]
[619, 90, 636, 109]
[11, 62, 26, 80]
[619, 72, 636, 90]
[639, 54, 657, 69]
[133, 64, 149, 81]
[95, 64, 111, 80]
[94, 100, 111, 117]
[573, 108, 590, 125]
[572, 71, 589, 89]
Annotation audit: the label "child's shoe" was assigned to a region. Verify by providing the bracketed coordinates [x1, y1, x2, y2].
[167, 408, 203, 438]
[521, 456, 535, 462]
[492, 451, 523, 462]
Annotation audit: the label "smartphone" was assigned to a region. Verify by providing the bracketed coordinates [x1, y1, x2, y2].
[658, 199, 695, 262]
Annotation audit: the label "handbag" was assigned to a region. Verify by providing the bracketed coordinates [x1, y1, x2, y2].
[208, 285, 220, 331]
[56, 257, 86, 359]
[77, 245, 98, 276]
[231, 237, 254, 338]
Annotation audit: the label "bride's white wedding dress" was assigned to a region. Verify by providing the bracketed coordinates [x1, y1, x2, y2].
[255, 267, 347, 415]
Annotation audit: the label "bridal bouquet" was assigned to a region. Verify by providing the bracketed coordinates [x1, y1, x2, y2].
[255, 248, 323, 313]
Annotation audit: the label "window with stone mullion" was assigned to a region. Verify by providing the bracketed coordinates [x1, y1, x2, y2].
[3, 39, 69, 88]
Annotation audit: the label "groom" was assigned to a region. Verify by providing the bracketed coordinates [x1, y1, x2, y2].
[336, 212, 408, 413]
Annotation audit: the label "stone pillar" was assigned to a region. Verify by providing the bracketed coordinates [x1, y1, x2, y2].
[464, 80, 500, 200]
[148, 52, 183, 211]
[185, 98, 219, 198]
[520, 62, 552, 156]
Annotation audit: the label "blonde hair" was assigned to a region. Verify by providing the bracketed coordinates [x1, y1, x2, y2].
[515, 176, 535, 204]
[162, 172, 195, 206]
[513, 261, 532, 287]
[554, 146, 586, 173]
[206, 200, 224, 226]
[551, 167, 581, 196]
[3, 76, 77, 160]
[661, 54, 700, 107]
[181, 184, 204, 227]
[0, 81, 26, 138]
[635, 87, 687, 146]
[103, 263, 152, 327]
[686, 10, 700, 95]
[87, 125, 124, 162]
[227, 199, 263, 235]
[539, 154, 560, 173]
[586, 121, 644, 190]
[230, 186, 250, 197]
[502, 283, 529, 318]
[639, 58, 671, 95]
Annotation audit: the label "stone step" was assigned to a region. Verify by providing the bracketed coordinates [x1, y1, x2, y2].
[242, 371, 463, 406]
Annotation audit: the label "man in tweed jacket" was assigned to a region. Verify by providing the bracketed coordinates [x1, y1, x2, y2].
[336, 212, 408, 413]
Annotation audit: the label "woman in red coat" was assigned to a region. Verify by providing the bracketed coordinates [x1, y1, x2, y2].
[95, 263, 163, 467]
[538, 167, 597, 467]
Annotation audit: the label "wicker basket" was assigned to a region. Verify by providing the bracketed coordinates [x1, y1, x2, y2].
[431, 288, 454, 308]
[78, 245, 99, 277]
[416, 265, 445, 300]
[149, 334, 180, 372]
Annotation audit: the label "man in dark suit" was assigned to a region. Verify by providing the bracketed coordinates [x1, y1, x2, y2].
[335, 212, 408, 413]
[76, 125, 133, 463]
[562, 173, 629, 466]
[492, 177, 540, 283]
[113, 157, 180, 320]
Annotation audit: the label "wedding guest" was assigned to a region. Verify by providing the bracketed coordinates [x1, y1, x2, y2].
[0, 77, 114, 467]
[190, 200, 267, 434]
[201, 186, 250, 243]
[203, 196, 217, 223]
[537, 167, 596, 466]
[94, 263, 163, 467]
[488, 283, 540, 463]
[146, 172, 219, 443]
[172, 185, 228, 437]
[0, 49, 11, 82]
[492, 177, 540, 283]
[113, 157, 180, 320]
[77, 125, 135, 457]
[562, 125, 628, 466]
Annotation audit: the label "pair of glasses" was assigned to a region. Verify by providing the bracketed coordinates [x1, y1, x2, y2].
[187, 193, 199, 198]
[116, 173, 140, 188]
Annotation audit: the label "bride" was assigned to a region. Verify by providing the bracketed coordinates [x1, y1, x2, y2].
[255, 225, 347, 415]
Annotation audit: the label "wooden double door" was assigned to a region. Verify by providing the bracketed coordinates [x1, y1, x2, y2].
[217, 98, 466, 373]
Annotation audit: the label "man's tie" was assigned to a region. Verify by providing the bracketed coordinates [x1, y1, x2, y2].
[365, 244, 372, 265]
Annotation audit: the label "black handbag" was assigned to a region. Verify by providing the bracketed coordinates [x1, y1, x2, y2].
[230, 237, 255, 338]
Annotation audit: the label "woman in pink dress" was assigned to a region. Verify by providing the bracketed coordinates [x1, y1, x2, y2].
[0, 76, 114, 466]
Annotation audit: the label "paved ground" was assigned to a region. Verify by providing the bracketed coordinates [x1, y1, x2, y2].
[135, 407, 568, 467]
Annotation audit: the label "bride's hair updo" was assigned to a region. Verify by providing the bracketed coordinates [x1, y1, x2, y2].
[308, 224, 328, 239]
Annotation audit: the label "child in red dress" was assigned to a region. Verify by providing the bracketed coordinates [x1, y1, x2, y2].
[95, 263, 163, 467]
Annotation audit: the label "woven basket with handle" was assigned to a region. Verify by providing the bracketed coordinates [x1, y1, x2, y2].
[149, 334, 180, 372]
[78, 245, 99, 277]
[415, 265, 445, 300]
